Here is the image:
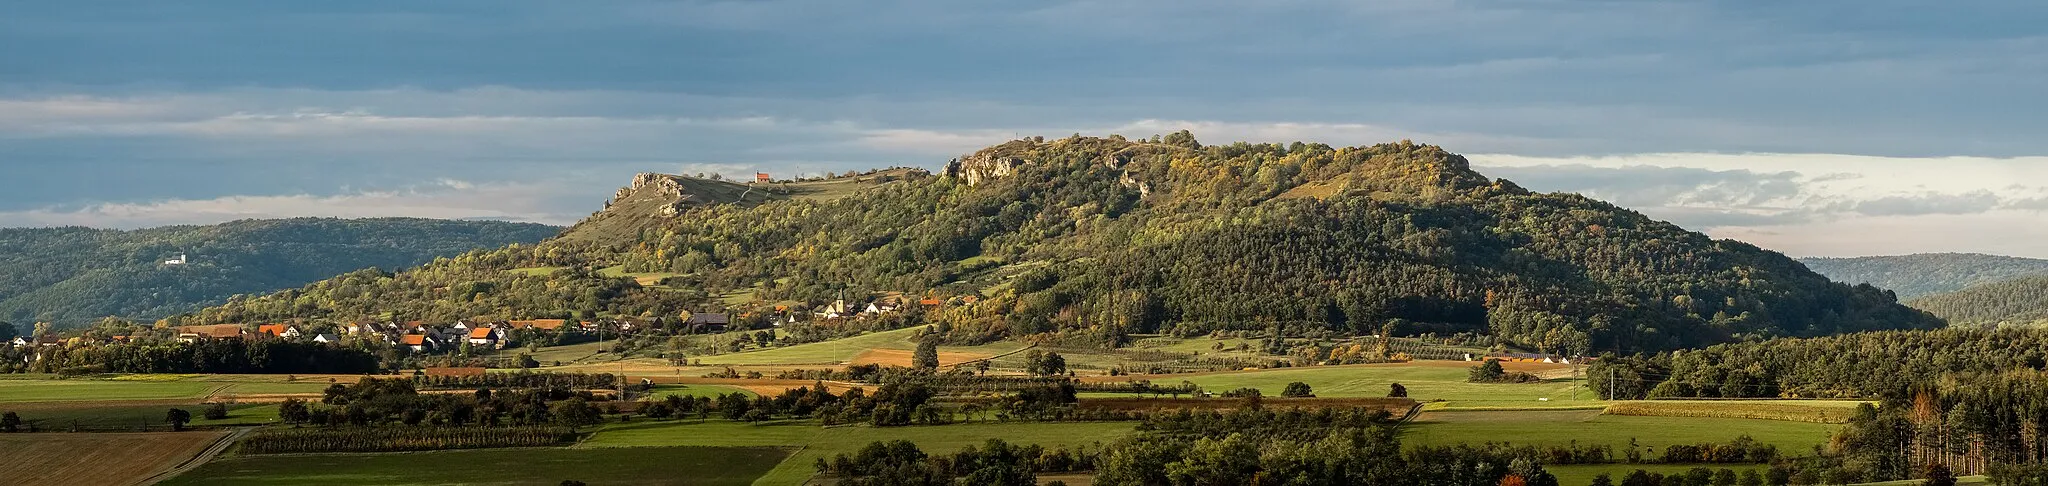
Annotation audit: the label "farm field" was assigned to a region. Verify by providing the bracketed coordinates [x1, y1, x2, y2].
[0, 431, 228, 485]
[648, 384, 757, 399]
[1129, 360, 1596, 409]
[2, 402, 279, 430]
[692, 326, 1025, 367]
[164, 446, 788, 486]
[1402, 409, 1837, 452]
[578, 419, 1139, 485]
[0, 374, 350, 404]
[1606, 399, 1873, 423]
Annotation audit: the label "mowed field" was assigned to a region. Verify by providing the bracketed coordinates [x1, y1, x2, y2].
[1103, 360, 1595, 409]
[0, 374, 350, 404]
[164, 446, 789, 486]
[1406, 409, 1839, 482]
[0, 431, 228, 485]
[578, 420, 1139, 485]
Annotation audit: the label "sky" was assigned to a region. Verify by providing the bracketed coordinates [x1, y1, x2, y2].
[4, 1, 2048, 257]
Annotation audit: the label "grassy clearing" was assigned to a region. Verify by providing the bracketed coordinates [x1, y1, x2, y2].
[598, 265, 684, 287]
[1167, 362, 1597, 409]
[1403, 409, 1837, 453]
[164, 446, 789, 486]
[1605, 400, 1873, 424]
[579, 419, 1138, 485]
[648, 384, 757, 399]
[507, 266, 566, 277]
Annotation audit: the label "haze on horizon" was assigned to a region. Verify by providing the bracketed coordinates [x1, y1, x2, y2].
[5, 1, 2048, 258]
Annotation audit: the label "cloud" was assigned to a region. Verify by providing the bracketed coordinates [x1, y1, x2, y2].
[0, 180, 585, 229]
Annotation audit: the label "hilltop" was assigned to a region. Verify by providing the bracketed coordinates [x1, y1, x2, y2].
[1798, 253, 2048, 299]
[0, 218, 559, 327]
[1905, 274, 2048, 327]
[192, 134, 1939, 353]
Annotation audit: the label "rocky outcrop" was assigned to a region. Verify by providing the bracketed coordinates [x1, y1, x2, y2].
[945, 152, 1027, 187]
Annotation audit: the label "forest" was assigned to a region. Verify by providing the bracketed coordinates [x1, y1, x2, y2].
[1798, 253, 2048, 300]
[1906, 274, 2048, 327]
[0, 218, 558, 327]
[187, 135, 1937, 355]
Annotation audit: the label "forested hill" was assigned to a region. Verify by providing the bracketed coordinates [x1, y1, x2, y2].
[1797, 253, 2048, 299]
[194, 134, 1939, 353]
[0, 218, 559, 327]
[1904, 274, 2048, 327]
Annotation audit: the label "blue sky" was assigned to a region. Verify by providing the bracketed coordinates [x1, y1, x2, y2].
[5, 1, 2048, 256]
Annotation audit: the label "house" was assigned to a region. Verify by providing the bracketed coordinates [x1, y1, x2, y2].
[257, 324, 300, 340]
[311, 333, 339, 344]
[163, 254, 187, 265]
[176, 324, 248, 343]
[8, 336, 29, 347]
[466, 327, 504, 349]
[919, 297, 943, 307]
[401, 334, 434, 352]
[34, 335, 61, 347]
[755, 172, 772, 183]
[815, 299, 850, 319]
[529, 319, 567, 330]
[686, 313, 731, 333]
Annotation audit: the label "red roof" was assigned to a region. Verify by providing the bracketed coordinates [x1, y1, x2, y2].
[468, 328, 495, 339]
[401, 334, 427, 346]
[258, 324, 290, 336]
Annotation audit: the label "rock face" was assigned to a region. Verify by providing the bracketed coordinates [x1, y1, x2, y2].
[945, 152, 1026, 187]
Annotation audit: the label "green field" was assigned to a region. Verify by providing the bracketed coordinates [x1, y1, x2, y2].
[1403, 409, 1836, 452]
[0, 378, 221, 403]
[1171, 362, 1599, 409]
[164, 446, 789, 486]
[6, 402, 279, 429]
[579, 419, 1138, 485]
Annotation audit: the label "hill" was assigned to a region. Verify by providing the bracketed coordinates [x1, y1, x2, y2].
[0, 218, 560, 327]
[192, 134, 1939, 353]
[1905, 274, 2048, 327]
[1797, 253, 2048, 299]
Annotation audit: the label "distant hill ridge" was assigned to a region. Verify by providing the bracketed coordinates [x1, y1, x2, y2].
[0, 217, 560, 327]
[193, 134, 1938, 353]
[1798, 253, 2048, 299]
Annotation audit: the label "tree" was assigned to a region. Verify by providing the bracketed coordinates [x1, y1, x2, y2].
[975, 359, 990, 376]
[278, 398, 311, 425]
[1923, 463, 1956, 486]
[1589, 473, 1614, 486]
[553, 398, 602, 427]
[1281, 382, 1314, 398]
[33, 322, 50, 338]
[165, 408, 192, 431]
[0, 321, 16, 341]
[912, 337, 940, 370]
[1469, 358, 1506, 382]
[0, 411, 19, 432]
[1388, 382, 1408, 398]
[203, 403, 229, 420]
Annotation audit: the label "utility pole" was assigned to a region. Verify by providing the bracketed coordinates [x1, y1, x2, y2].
[1608, 368, 1616, 401]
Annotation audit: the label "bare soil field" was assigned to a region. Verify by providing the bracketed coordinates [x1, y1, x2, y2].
[0, 431, 227, 486]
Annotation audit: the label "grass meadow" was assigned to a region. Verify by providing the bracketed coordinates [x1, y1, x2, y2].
[1164, 361, 1601, 409]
